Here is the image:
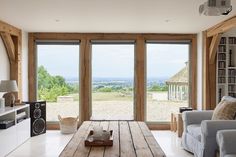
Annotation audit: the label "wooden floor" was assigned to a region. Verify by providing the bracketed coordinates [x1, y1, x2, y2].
[60, 121, 166, 157]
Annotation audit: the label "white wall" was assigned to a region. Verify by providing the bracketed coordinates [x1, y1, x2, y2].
[22, 32, 28, 101]
[197, 32, 203, 110]
[0, 31, 28, 100]
[0, 37, 10, 97]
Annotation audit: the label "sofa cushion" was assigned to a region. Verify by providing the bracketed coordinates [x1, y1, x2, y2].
[212, 96, 236, 120]
[187, 124, 201, 141]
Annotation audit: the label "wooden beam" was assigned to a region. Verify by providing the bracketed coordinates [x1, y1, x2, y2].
[0, 32, 15, 63]
[31, 32, 196, 41]
[0, 20, 22, 101]
[207, 16, 236, 37]
[190, 36, 198, 110]
[0, 20, 21, 36]
[203, 31, 217, 110]
[134, 36, 145, 121]
[209, 34, 221, 64]
[11, 35, 22, 100]
[28, 33, 36, 101]
[203, 31, 210, 110]
[79, 39, 91, 122]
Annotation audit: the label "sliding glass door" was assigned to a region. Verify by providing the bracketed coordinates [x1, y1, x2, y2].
[146, 42, 190, 122]
[37, 42, 80, 122]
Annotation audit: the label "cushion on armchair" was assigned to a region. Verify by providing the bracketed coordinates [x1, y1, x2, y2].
[187, 124, 201, 141]
[212, 96, 236, 120]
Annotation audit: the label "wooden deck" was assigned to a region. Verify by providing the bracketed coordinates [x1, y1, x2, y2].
[60, 121, 166, 157]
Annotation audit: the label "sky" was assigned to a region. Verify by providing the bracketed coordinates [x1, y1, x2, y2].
[37, 43, 188, 79]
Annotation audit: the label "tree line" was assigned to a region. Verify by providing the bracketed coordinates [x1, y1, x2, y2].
[38, 66, 168, 102]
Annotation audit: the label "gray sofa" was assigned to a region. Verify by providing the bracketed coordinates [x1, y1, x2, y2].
[217, 130, 236, 157]
[182, 111, 236, 157]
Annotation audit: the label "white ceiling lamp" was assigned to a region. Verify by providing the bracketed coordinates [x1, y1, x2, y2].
[199, 0, 232, 16]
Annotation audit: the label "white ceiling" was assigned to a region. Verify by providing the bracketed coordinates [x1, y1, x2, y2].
[0, 0, 236, 33]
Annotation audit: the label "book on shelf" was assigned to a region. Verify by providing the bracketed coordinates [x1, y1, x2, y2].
[218, 69, 226, 76]
[228, 85, 236, 92]
[218, 77, 226, 83]
[219, 45, 226, 52]
[218, 53, 226, 60]
[229, 37, 236, 44]
[218, 61, 226, 68]
[228, 77, 236, 83]
[220, 37, 226, 44]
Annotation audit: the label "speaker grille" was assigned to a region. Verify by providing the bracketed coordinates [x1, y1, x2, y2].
[33, 118, 46, 135]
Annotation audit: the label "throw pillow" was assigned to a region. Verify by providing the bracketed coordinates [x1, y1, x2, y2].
[212, 96, 236, 120]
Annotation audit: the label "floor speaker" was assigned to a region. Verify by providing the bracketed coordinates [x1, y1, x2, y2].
[24, 101, 46, 137]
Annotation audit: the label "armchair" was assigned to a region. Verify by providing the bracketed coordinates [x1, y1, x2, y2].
[217, 130, 236, 157]
[182, 111, 236, 157]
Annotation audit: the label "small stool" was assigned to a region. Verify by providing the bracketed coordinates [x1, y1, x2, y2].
[58, 115, 79, 134]
[170, 113, 183, 137]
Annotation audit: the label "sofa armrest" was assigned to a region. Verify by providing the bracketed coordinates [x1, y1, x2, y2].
[217, 130, 236, 156]
[201, 120, 236, 138]
[182, 111, 213, 131]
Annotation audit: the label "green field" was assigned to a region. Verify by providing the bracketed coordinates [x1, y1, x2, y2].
[69, 91, 168, 102]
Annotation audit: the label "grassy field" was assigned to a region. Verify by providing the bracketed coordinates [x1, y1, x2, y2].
[46, 91, 188, 122]
[70, 91, 167, 101]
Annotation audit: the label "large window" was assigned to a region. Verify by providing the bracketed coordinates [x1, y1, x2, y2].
[91, 43, 134, 120]
[37, 42, 79, 122]
[146, 43, 190, 122]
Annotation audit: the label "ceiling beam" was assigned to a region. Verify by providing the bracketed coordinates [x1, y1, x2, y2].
[0, 32, 16, 63]
[209, 34, 221, 64]
[207, 16, 236, 37]
[0, 20, 21, 36]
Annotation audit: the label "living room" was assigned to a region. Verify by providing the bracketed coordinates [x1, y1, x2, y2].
[0, 0, 236, 157]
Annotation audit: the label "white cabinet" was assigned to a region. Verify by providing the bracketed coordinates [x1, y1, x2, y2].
[0, 105, 30, 157]
[0, 125, 17, 156]
[16, 118, 30, 146]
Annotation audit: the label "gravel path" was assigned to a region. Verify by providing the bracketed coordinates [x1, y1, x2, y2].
[46, 100, 187, 122]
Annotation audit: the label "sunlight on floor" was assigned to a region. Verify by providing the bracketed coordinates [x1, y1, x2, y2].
[8, 130, 193, 157]
[7, 131, 73, 157]
[152, 131, 193, 157]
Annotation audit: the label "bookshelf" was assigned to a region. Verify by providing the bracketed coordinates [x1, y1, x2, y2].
[217, 36, 236, 103]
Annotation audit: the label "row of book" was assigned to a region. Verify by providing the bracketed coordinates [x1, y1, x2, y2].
[218, 61, 226, 68]
[218, 53, 226, 60]
[228, 85, 236, 92]
[218, 69, 226, 76]
[229, 37, 236, 44]
[228, 93, 236, 98]
[218, 77, 226, 83]
[220, 37, 226, 44]
[228, 77, 236, 84]
[228, 69, 236, 76]
[218, 45, 226, 52]
[220, 37, 236, 45]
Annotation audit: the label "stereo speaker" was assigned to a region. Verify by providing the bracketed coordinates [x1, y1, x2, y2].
[25, 101, 46, 137]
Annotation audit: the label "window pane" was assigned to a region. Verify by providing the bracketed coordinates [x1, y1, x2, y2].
[37, 44, 79, 122]
[146, 43, 189, 122]
[91, 44, 134, 120]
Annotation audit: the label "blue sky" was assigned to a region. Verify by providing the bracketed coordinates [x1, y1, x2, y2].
[37, 43, 188, 79]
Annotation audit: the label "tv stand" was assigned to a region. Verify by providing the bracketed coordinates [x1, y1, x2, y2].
[0, 105, 30, 156]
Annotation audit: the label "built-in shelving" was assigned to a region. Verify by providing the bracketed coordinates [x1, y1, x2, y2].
[0, 105, 30, 156]
[217, 36, 236, 102]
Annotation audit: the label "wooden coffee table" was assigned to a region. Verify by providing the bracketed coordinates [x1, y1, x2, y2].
[60, 121, 166, 157]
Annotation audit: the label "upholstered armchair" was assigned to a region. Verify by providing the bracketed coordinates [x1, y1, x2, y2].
[182, 111, 236, 157]
[217, 130, 236, 157]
